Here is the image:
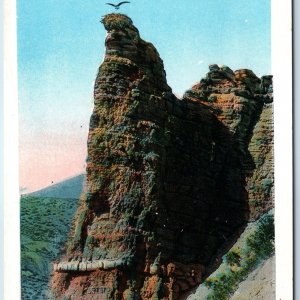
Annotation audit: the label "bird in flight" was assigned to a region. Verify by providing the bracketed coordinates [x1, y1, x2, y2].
[106, 1, 130, 10]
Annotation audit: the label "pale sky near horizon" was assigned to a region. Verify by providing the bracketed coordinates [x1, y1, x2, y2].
[18, 0, 271, 193]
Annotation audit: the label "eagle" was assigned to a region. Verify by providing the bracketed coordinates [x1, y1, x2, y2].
[106, 1, 130, 10]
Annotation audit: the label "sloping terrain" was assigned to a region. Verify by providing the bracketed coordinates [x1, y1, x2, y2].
[229, 255, 275, 300]
[28, 174, 85, 199]
[186, 210, 274, 300]
[21, 195, 80, 299]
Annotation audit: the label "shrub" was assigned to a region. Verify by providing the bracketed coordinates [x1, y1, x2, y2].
[246, 213, 274, 258]
[225, 251, 241, 266]
[203, 212, 274, 300]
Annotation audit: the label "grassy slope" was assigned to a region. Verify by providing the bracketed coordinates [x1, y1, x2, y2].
[21, 196, 274, 300]
[20, 195, 79, 299]
[187, 210, 274, 300]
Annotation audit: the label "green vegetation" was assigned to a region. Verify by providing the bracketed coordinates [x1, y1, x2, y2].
[246, 213, 274, 259]
[101, 14, 133, 30]
[225, 251, 241, 267]
[208, 96, 217, 103]
[21, 195, 79, 299]
[204, 212, 274, 300]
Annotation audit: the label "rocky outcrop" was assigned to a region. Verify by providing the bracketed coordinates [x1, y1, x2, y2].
[50, 14, 273, 300]
[246, 99, 273, 220]
[184, 65, 274, 221]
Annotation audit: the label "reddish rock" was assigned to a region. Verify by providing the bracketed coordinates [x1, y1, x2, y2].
[184, 68, 274, 221]
[50, 14, 273, 299]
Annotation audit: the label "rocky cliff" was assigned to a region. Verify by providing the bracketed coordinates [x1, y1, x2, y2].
[50, 14, 273, 300]
[183, 65, 273, 221]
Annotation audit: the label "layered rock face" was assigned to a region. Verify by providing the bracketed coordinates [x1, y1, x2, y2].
[246, 97, 273, 220]
[51, 14, 273, 300]
[184, 66, 273, 220]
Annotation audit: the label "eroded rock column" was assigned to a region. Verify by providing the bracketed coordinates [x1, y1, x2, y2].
[49, 15, 272, 300]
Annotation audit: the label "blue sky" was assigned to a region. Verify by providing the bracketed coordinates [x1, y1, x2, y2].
[17, 0, 271, 192]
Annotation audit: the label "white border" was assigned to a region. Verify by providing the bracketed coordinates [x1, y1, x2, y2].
[0, 0, 4, 298]
[294, 0, 299, 298]
[3, 0, 20, 298]
[3, 0, 293, 299]
[272, 0, 293, 299]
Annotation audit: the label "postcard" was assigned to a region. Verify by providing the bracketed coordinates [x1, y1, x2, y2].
[3, 0, 293, 299]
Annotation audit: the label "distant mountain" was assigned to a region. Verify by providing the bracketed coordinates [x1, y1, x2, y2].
[28, 174, 86, 199]
[21, 175, 85, 298]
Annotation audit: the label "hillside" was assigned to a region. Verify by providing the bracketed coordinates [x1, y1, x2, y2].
[21, 195, 80, 299]
[28, 174, 86, 199]
[186, 210, 274, 300]
[229, 255, 275, 300]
